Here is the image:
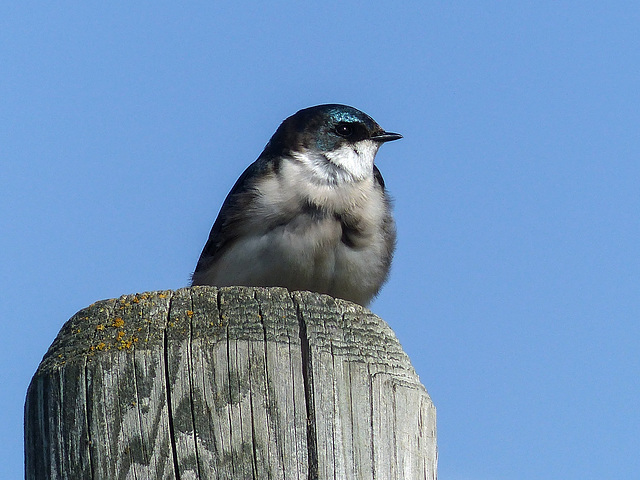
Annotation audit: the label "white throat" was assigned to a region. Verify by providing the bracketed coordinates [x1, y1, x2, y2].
[293, 139, 380, 185]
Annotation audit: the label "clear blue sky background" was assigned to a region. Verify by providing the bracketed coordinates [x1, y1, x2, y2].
[2, 2, 638, 479]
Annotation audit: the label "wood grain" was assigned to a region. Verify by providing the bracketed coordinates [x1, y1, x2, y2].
[25, 286, 436, 479]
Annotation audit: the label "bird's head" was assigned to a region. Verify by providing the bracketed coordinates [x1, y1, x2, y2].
[263, 104, 402, 183]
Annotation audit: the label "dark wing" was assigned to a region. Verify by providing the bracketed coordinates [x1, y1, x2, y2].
[192, 156, 277, 281]
[373, 164, 386, 190]
[373, 164, 396, 271]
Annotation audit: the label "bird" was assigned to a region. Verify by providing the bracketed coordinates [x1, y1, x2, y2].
[191, 104, 402, 306]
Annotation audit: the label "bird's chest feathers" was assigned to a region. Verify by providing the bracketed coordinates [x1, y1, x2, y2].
[252, 158, 385, 251]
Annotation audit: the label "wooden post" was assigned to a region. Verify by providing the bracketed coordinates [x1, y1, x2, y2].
[25, 286, 436, 479]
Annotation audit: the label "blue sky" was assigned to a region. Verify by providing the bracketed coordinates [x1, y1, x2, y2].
[2, 2, 639, 478]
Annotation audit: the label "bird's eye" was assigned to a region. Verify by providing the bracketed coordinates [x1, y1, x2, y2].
[335, 123, 353, 138]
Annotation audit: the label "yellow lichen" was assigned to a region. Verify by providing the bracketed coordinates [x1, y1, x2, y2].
[112, 317, 125, 328]
[186, 310, 194, 316]
[118, 336, 138, 350]
[96, 324, 105, 331]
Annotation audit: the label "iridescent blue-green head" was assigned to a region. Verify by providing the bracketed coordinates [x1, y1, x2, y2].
[262, 104, 402, 158]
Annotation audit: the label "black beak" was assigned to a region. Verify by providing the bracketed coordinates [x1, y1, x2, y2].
[371, 131, 403, 143]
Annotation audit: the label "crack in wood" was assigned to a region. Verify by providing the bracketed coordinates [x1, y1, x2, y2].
[82, 360, 96, 480]
[367, 362, 377, 480]
[253, 291, 271, 479]
[163, 293, 181, 480]
[246, 294, 259, 479]
[186, 289, 203, 479]
[294, 294, 319, 480]
[224, 310, 235, 477]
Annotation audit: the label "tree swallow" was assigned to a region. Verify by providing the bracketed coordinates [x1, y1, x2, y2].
[191, 104, 402, 306]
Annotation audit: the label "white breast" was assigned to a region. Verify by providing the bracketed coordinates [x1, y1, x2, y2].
[201, 145, 393, 305]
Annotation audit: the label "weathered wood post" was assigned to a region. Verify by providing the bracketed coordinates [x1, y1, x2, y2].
[25, 286, 436, 479]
